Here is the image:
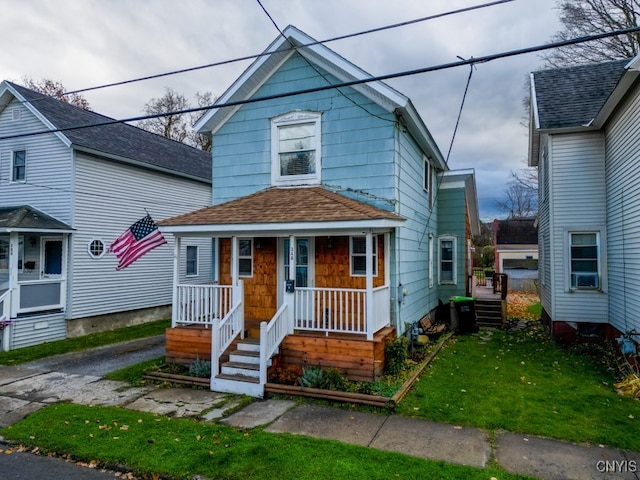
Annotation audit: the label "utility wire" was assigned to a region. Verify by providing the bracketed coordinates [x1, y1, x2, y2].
[60, 0, 515, 97]
[4, 25, 640, 143]
[256, 0, 395, 123]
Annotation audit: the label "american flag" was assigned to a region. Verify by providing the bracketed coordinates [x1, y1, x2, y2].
[109, 214, 167, 270]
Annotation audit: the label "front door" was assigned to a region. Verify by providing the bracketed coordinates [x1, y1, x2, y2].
[278, 238, 314, 305]
[41, 237, 63, 279]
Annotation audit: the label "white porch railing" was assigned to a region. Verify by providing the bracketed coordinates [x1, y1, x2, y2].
[294, 285, 390, 340]
[259, 298, 293, 387]
[210, 283, 244, 382]
[0, 289, 11, 352]
[0, 289, 10, 320]
[175, 284, 233, 327]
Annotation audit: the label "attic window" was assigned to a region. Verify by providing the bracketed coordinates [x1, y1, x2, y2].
[271, 111, 321, 186]
[12, 108, 22, 121]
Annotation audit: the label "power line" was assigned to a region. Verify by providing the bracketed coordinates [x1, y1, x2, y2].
[3, 25, 640, 143]
[61, 0, 515, 96]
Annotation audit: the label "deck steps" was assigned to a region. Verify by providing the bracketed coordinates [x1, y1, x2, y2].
[475, 299, 503, 327]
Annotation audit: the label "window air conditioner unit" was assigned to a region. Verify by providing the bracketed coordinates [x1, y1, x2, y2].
[575, 274, 598, 288]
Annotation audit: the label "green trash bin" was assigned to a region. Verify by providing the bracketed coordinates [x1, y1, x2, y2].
[450, 296, 477, 334]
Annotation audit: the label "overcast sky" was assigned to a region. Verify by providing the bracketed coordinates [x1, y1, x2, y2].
[2, 0, 562, 220]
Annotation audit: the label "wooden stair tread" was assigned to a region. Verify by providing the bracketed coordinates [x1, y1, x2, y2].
[216, 373, 260, 384]
[223, 361, 260, 371]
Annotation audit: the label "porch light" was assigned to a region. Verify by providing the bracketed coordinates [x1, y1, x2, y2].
[256, 239, 263, 250]
[28, 236, 37, 247]
[327, 236, 333, 249]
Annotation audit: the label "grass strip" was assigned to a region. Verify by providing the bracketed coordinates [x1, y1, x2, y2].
[1, 403, 534, 480]
[0, 320, 170, 365]
[397, 325, 640, 451]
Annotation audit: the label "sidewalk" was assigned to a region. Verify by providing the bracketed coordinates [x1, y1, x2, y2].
[1, 340, 640, 480]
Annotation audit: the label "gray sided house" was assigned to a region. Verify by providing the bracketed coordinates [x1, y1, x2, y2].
[0, 81, 211, 351]
[160, 26, 480, 397]
[529, 55, 640, 342]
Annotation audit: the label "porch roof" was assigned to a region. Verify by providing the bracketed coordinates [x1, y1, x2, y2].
[0, 205, 74, 233]
[159, 186, 405, 235]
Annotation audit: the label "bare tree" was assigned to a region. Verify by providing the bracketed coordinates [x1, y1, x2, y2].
[21, 77, 91, 110]
[138, 88, 213, 151]
[138, 88, 190, 143]
[187, 91, 214, 152]
[543, 0, 640, 67]
[496, 169, 538, 219]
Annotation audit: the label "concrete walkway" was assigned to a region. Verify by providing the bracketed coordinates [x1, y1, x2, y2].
[1, 340, 640, 480]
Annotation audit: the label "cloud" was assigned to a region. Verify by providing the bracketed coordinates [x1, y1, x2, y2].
[2, 0, 561, 219]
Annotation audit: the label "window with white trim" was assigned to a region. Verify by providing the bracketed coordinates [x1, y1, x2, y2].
[424, 156, 433, 210]
[12, 150, 26, 182]
[570, 232, 599, 289]
[0, 236, 24, 271]
[186, 245, 198, 276]
[350, 235, 378, 276]
[88, 239, 105, 258]
[438, 236, 456, 284]
[238, 239, 253, 277]
[271, 111, 321, 186]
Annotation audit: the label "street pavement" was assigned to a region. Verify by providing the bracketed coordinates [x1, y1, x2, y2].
[1, 337, 640, 479]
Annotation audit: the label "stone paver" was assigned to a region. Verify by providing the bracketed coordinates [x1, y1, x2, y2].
[0, 371, 100, 403]
[0, 395, 47, 428]
[221, 399, 296, 429]
[124, 387, 228, 417]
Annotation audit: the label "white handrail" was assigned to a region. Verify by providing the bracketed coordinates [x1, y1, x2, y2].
[259, 303, 290, 386]
[0, 289, 11, 320]
[210, 282, 244, 380]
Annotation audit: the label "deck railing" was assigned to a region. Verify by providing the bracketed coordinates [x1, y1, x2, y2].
[259, 301, 292, 386]
[211, 283, 244, 382]
[175, 284, 233, 327]
[294, 286, 390, 340]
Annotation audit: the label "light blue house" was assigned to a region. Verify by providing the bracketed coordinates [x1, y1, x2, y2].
[0, 81, 212, 351]
[160, 26, 480, 396]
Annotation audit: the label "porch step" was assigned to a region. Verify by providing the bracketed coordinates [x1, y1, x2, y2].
[229, 349, 260, 364]
[221, 360, 260, 378]
[215, 372, 260, 384]
[237, 337, 260, 353]
[475, 299, 503, 326]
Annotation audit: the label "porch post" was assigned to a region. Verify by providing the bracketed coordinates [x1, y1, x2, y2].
[60, 234, 69, 313]
[288, 235, 296, 281]
[171, 235, 181, 328]
[288, 235, 296, 334]
[231, 236, 239, 286]
[9, 232, 19, 318]
[365, 231, 374, 340]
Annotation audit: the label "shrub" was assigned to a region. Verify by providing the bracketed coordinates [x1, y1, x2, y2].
[384, 336, 408, 376]
[188, 356, 211, 378]
[298, 366, 326, 389]
[268, 365, 303, 385]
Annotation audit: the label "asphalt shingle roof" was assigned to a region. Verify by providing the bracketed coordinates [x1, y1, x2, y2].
[533, 59, 630, 129]
[0, 205, 72, 230]
[159, 187, 404, 226]
[7, 82, 211, 182]
[495, 218, 537, 245]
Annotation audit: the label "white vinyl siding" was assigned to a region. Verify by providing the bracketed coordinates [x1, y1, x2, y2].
[0, 97, 73, 224]
[548, 133, 608, 323]
[71, 153, 212, 319]
[605, 80, 640, 336]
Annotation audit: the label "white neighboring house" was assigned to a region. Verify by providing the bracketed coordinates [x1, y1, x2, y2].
[0, 81, 212, 351]
[529, 55, 640, 343]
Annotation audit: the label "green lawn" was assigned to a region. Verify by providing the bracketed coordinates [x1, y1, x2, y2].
[0, 403, 533, 480]
[0, 320, 170, 365]
[397, 324, 640, 451]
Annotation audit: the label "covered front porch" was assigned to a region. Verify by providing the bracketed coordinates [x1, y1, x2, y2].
[159, 186, 405, 396]
[0, 206, 73, 352]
